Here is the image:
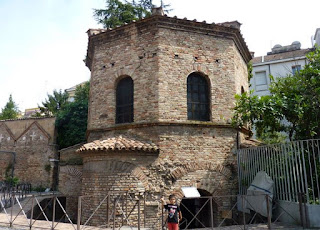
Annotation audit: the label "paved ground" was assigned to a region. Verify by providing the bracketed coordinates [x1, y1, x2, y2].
[0, 222, 310, 230]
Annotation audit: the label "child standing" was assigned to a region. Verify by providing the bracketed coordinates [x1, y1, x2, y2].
[161, 194, 182, 230]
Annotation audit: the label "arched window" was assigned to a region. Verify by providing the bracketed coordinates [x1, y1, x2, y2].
[116, 77, 133, 124]
[241, 86, 245, 94]
[187, 73, 210, 121]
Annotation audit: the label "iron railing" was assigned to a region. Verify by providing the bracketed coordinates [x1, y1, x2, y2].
[0, 193, 307, 229]
[0, 183, 31, 212]
[238, 139, 320, 204]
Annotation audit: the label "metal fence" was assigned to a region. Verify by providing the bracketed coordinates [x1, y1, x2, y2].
[163, 194, 307, 229]
[0, 193, 307, 230]
[78, 192, 148, 229]
[0, 183, 31, 212]
[238, 139, 320, 204]
[0, 193, 75, 230]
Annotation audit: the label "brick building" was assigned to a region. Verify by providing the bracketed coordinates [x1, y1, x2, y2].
[70, 8, 251, 228]
[0, 117, 57, 188]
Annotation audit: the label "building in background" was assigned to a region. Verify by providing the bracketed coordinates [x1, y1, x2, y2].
[313, 28, 320, 46]
[251, 41, 311, 96]
[0, 117, 58, 189]
[251, 28, 319, 97]
[23, 108, 41, 118]
[65, 81, 87, 102]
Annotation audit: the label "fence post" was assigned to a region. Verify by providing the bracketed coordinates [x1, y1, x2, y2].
[303, 193, 309, 228]
[10, 192, 14, 227]
[77, 196, 82, 230]
[52, 196, 56, 230]
[210, 196, 214, 229]
[121, 195, 124, 226]
[30, 195, 35, 230]
[242, 195, 246, 230]
[266, 194, 271, 229]
[107, 195, 110, 226]
[298, 193, 306, 228]
[161, 201, 164, 230]
[113, 198, 116, 230]
[138, 198, 141, 230]
[144, 192, 146, 228]
[125, 192, 128, 222]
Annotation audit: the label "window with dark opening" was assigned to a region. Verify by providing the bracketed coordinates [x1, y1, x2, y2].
[116, 77, 133, 124]
[187, 73, 210, 121]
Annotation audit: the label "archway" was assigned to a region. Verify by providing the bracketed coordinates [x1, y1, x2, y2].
[180, 189, 215, 229]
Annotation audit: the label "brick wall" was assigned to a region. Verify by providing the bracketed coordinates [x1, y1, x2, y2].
[80, 125, 239, 227]
[0, 117, 57, 188]
[87, 16, 250, 131]
[82, 13, 251, 228]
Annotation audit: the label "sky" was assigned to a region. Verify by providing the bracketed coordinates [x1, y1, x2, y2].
[0, 0, 319, 111]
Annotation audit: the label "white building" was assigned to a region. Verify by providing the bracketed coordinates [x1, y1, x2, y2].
[65, 81, 87, 102]
[250, 41, 312, 96]
[314, 28, 320, 46]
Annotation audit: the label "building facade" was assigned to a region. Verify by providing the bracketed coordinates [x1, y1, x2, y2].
[314, 28, 320, 47]
[75, 8, 251, 228]
[0, 117, 57, 188]
[251, 41, 312, 97]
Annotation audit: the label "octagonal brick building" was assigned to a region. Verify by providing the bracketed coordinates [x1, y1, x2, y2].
[79, 8, 251, 228]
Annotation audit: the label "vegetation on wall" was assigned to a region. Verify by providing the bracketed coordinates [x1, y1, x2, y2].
[232, 46, 320, 143]
[4, 163, 19, 186]
[55, 82, 90, 149]
[38, 81, 90, 149]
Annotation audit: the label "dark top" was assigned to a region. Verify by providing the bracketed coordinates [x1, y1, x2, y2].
[164, 203, 180, 223]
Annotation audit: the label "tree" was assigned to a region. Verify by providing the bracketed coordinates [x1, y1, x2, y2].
[94, 0, 170, 28]
[0, 95, 20, 120]
[38, 90, 69, 116]
[55, 82, 90, 149]
[232, 46, 320, 142]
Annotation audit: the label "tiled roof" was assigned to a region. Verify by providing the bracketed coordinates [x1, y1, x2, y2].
[252, 48, 312, 64]
[0, 116, 55, 122]
[240, 138, 263, 149]
[78, 135, 159, 153]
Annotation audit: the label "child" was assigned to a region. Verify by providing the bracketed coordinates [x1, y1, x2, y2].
[161, 194, 182, 230]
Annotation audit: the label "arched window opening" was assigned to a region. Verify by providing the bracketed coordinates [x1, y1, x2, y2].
[187, 73, 210, 121]
[241, 86, 245, 94]
[116, 77, 133, 124]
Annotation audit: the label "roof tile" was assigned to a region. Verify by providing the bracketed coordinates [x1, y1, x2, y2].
[252, 48, 312, 64]
[78, 135, 159, 153]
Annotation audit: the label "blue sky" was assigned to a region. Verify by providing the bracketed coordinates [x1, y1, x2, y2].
[0, 0, 319, 111]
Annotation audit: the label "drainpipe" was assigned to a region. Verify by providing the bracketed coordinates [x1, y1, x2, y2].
[0, 150, 16, 178]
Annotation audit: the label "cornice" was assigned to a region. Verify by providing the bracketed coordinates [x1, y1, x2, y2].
[87, 121, 241, 135]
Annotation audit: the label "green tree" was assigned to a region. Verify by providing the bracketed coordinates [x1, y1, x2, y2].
[38, 90, 69, 116]
[0, 95, 20, 120]
[55, 82, 90, 149]
[94, 0, 170, 28]
[232, 46, 320, 142]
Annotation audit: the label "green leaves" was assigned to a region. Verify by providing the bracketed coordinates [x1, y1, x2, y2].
[55, 81, 90, 149]
[0, 95, 20, 120]
[94, 0, 170, 28]
[233, 46, 320, 142]
[38, 90, 69, 116]
[94, 0, 149, 28]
